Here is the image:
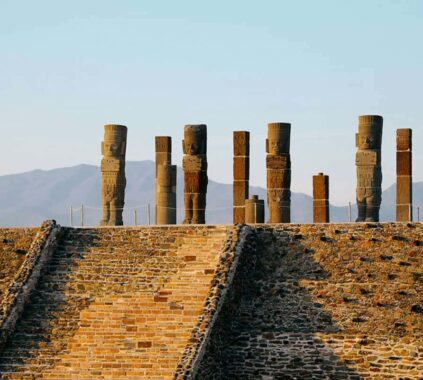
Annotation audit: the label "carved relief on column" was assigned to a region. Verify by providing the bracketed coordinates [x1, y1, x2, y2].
[233, 131, 250, 224]
[157, 162, 177, 224]
[155, 136, 176, 224]
[396, 128, 412, 221]
[355, 115, 383, 222]
[266, 122, 291, 223]
[100, 124, 127, 226]
[313, 173, 329, 223]
[182, 125, 208, 224]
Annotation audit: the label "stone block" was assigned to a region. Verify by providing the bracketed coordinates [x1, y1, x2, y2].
[233, 207, 245, 224]
[396, 151, 412, 176]
[313, 200, 329, 223]
[233, 181, 249, 206]
[396, 176, 412, 204]
[155, 136, 172, 153]
[155, 152, 171, 171]
[245, 196, 265, 223]
[266, 155, 290, 169]
[396, 128, 412, 151]
[233, 157, 250, 181]
[313, 174, 329, 200]
[396, 204, 412, 222]
[267, 169, 291, 189]
[233, 131, 250, 156]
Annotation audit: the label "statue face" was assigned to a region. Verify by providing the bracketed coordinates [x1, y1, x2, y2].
[358, 133, 378, 149]
[184, 137, 201, 155]
[104, 141, 121, 157]
[268, 139, 285, 155]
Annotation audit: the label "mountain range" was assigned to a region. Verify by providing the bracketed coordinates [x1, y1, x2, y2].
[0, 161, 421, 226]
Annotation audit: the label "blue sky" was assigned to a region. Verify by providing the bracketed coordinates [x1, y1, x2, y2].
[0, 0, 422, 204]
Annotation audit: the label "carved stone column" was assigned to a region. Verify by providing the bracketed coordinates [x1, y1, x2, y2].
[266, 122, 291, 223]
[355, 115, 383, 222]
[100, 124, 127, 226]
[245, 195, 264, 224]
[157, 162, 177, 224]
[155, 137, 176, 224]
[396, 129, 412, 221]
[233, 131, 250, 224]
[313, 173, 329, 223]
[182, 125, 208, 224]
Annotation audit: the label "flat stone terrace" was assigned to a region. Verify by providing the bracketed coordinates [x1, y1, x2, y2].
[198, 223, 423, 380]
[0, 225, 233, 379]
[0, 228, 38, 305]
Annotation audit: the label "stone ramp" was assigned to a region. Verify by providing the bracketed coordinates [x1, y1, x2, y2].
[198, 223, 423, 379]
[0, 225, 233, 379]
[0, 228, 38, 304]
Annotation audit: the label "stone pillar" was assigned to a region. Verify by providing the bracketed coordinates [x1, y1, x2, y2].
[155, 137, 176, 224]
[182, 125, 208, 224]
[157, 162, 177, 224]
[313, 173, 329, 223]
[233, 131, 250, 224]
[245, 195, 265, 224]
[355, 115, 383, 222]
[100, 124, 127, 226]
[155, 136, 172, 174]
[396, 129, 412, 221]
[266, 122, 291, 223]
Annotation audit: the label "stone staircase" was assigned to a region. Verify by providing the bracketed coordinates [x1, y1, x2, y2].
[0, 225, 230, 379]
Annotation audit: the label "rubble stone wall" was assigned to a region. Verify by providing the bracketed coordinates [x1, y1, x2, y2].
[0, 220, 60, 348]
[0, 227, 38, 302]
[197, 223, 423, 380]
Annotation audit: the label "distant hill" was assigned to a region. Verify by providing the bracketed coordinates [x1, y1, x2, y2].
[0, 161, 421, 226]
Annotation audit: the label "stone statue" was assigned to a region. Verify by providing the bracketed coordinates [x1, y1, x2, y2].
[266, 122, 291, 223]
[396, 129, 412, 221]
[355, 115, 383, 222]
[182, 124, 208, 224]
[155, 137, 176, 224]
[233, 131, 250, 223]
[100, 124, 127, 226]
[157, 162, 177, 224]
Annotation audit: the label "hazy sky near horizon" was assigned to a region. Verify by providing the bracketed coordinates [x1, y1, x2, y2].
[0, 0, 422, 205]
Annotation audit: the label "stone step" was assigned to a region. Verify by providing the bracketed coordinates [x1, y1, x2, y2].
[0, 226, 231, 378]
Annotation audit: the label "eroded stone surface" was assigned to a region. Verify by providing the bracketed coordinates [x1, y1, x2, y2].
[198, 223, 423, 379]
[245, 195, 265, 224]
[155, 137, 176, 225]
[313, 173, 329, 223]
[100, 124, 127, 226]
[233, 131, 250, 224]
[356, 116, 383, 222]
[0, 228, 38, 303]
[182, 125, 208, 224]
[266, 122, 291, 223]
[396, 129, 412, 222]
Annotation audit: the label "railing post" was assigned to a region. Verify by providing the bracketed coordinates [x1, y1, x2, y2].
[348, 202, 352, 222]
[81, 204, 84, 227]
[134, 209, 138, 226]
[69, 206, 73, 227]
[147, 204, 151, 226]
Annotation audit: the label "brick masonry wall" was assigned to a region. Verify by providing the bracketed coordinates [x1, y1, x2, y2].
[0, 225, 236, 379]
[0, 227, 38, 302]
[197, 223, 423, 380]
